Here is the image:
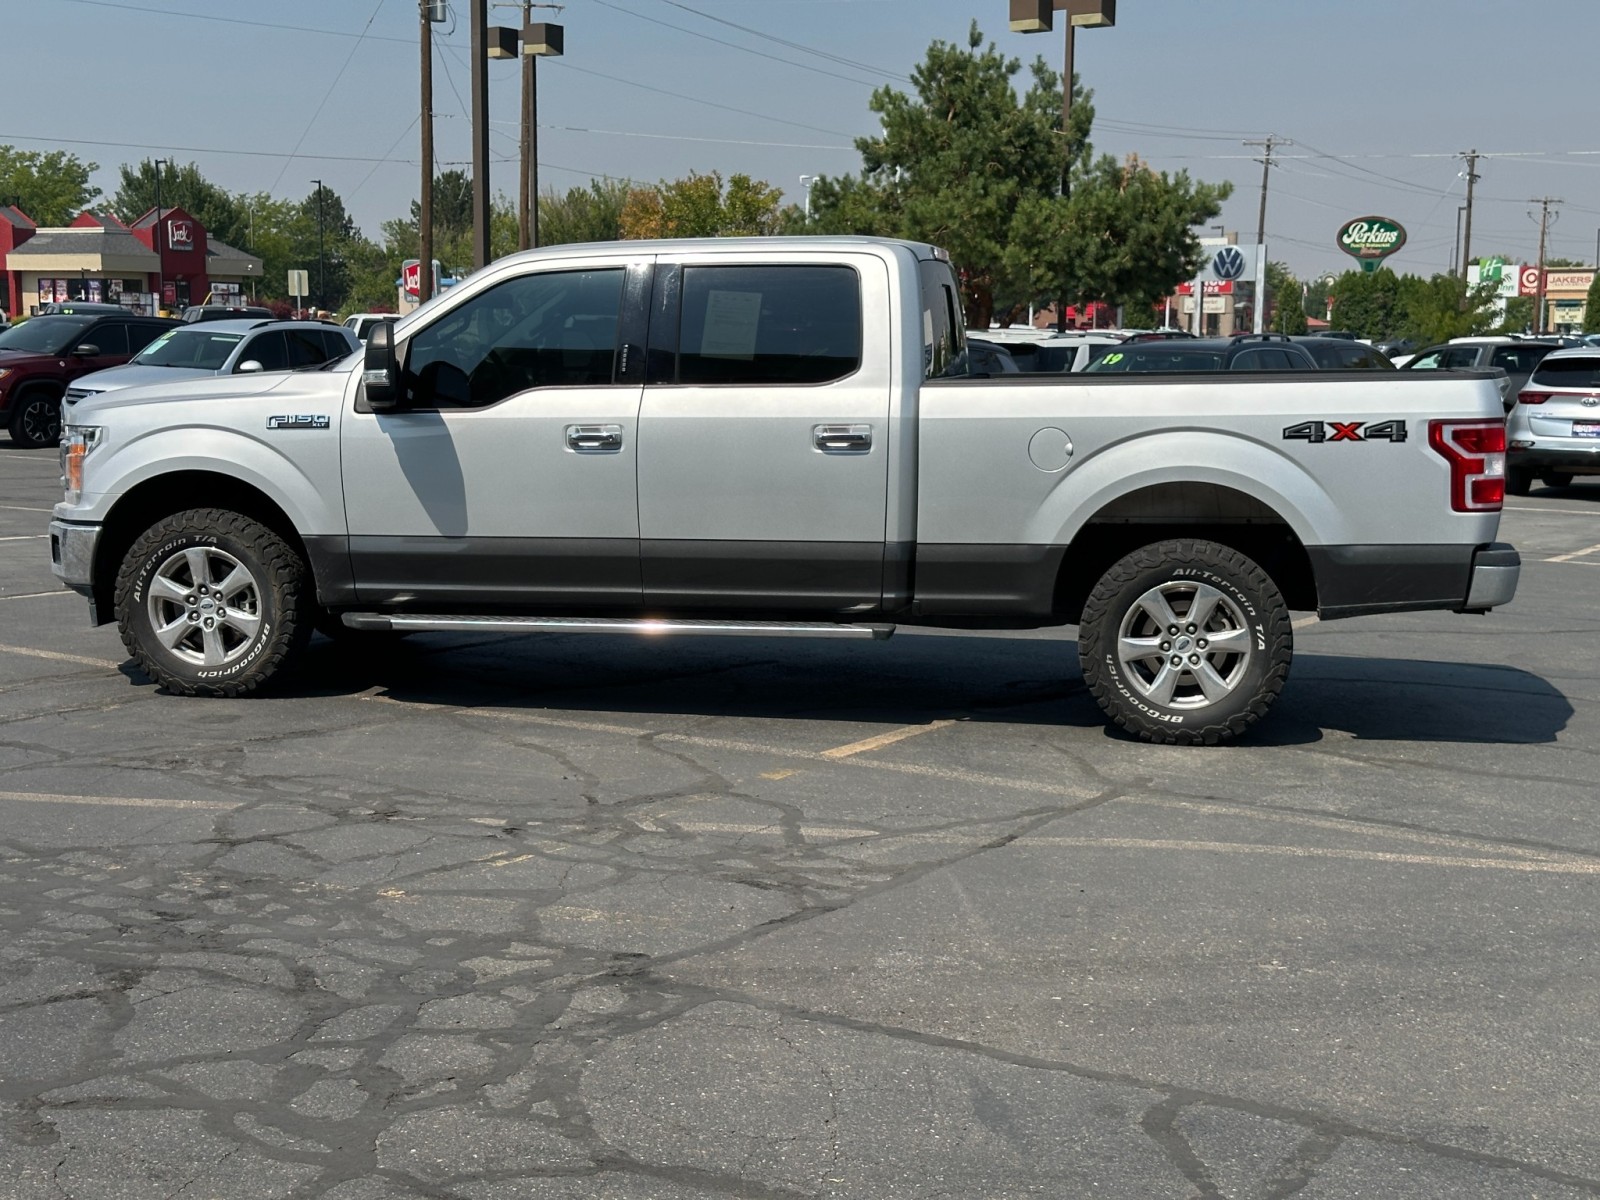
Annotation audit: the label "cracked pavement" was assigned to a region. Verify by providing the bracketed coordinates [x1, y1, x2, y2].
[2, 445, 1599, 1197]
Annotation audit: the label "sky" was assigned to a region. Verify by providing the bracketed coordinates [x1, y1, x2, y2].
[8, 0, 1600, 281]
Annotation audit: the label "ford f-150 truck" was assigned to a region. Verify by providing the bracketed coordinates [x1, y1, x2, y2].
[49, 237, 1520, 744]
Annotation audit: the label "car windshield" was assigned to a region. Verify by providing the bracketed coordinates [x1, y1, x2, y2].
[0, 316, 95, 356]
[1531, 356, 1600, 388]
[1086, 347, 1226, 372]
[133, 329, 244, 370]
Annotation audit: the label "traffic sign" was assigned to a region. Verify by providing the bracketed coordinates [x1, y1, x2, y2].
[1212, 246, 1247, 281]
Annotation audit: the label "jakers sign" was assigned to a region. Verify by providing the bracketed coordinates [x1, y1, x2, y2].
[1336, 216, 1406, 262]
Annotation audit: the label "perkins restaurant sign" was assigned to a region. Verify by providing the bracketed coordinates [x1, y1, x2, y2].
[1336, 216, 1406, 261]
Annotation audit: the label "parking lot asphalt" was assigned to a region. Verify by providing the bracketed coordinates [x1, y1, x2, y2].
[0, 440, 1598, 1199]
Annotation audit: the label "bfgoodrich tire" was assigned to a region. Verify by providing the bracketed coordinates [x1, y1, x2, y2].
[115, 509, 312, 696]
[1078, 539, 1292, 746]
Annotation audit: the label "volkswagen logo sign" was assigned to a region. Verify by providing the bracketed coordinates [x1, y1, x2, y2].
[1212, 246, 1247, 281]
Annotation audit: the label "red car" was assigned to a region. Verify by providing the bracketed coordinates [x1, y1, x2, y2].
[0, 312, 177, 447]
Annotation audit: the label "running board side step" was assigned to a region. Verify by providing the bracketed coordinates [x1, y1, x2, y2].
[341, 613, 896, 640]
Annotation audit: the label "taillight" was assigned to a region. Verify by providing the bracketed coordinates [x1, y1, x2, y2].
[1429, 419, 1505, 512]
[1517, 390, 1547, 405]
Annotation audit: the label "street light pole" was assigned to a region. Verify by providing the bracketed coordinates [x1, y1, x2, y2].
[311, 179, 325, 316]
[153, 158, 168, 315]
[1010, 1, 1115, 332]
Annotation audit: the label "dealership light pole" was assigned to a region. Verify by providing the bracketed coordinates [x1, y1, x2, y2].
[469, 0, 491, 269]
[419, 0, 441, 303]
[311, 179, 325, 316]
[1010, 0, 1115, 331]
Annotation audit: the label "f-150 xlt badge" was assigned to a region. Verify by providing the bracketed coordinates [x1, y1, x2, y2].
[1283, 420, 1407, 443]
[266, 415, 330, 430]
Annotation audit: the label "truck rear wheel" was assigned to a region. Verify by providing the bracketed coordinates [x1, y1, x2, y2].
[115, 509, 312, 696]
[1078, 539, 1292, 745]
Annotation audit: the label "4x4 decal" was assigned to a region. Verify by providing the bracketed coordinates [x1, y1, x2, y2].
[1283, 420, 1407, 444]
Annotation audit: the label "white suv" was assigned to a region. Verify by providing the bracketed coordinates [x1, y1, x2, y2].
[1506, 348, 1600, 493]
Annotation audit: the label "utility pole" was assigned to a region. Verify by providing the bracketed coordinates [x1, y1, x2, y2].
[1458, 149, 1480, 281]
[469, 0, 491, 270]
[419, 0, 436, 304]
[1532, 196, 1562, 334]
[520, 0, 533, 249]
[311, 180, 326, 316]
[1243, 134, 1287, 335]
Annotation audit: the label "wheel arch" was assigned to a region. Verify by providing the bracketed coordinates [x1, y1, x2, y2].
[92, 472, 343, 625]
[1053, 482, 1316, 623]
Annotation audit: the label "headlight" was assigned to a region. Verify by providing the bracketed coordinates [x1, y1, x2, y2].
[60, 425, 105, 505]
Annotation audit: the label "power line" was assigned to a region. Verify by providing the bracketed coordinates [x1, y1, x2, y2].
[267, 0, 390, 193]
[588, 0, 885, 87]
[653, 0, 910, 82]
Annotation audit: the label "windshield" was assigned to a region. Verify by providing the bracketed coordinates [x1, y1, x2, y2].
[133, 328, 244, 370]
[0, 316, 95, 356]
[1086, 347, 1226, 372]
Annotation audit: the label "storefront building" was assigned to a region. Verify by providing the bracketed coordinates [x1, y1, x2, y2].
[2, 207, 261, 317]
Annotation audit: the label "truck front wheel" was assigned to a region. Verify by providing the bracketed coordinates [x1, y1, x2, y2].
[115, 509, 312, 696]
[1078, 539, 1292, 746]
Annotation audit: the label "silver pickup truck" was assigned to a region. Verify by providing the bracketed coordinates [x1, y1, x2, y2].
[50, 237, 1519, 744]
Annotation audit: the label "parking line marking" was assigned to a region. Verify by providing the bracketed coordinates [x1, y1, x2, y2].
[1292, 615, 1320, 629]
[0, 590, 72, 601]
[0, 535, 48, 542]
[0, 643, 121, 669]
[1546, 542, 1600, 563]
[820, 719, 957, 760]
[0, 790, 240, 811]
[1504, 505, 1600, 516]
[0, 505, 53, 513]
[1026, 837, 1600, 875]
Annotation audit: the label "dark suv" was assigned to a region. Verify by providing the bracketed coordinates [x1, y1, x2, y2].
[180, 305, 276, 324]
[0, 313, 178, 446]
[1084, 333, 1318, 373]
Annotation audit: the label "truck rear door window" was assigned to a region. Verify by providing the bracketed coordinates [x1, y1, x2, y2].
[677, 265, 861, 386]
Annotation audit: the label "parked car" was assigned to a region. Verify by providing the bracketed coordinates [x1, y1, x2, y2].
[1291, 337, 1395, 369]
[963, 338, 1021, 374]
[1400, 338, 1560, 411]
[65, 320, 359, 409]
[964, 329, 1124, 372]
[180, 304, 276, 324]
[1506, 348, 1600, 494]
[0, 311, 177, 446]
[1085, 334, 1318, 372]
[342, 313, 399, 342]
[1374, 337, 1417, 358]
[36, 301, 127, 316]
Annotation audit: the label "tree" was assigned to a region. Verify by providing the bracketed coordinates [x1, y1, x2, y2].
[619, 171, 784, 239]
[539, 179, 629, 246]
[1266, 261, 1306, 334]
[1585, 274, 1600, 334]
[113, 160, 245, 245]
[0, 145, 101, 225]
[806, 23, 1228, 329]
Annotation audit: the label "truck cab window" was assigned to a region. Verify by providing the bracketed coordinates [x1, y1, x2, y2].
[403, 268, 625, 409]
[676, 265, 861, 386]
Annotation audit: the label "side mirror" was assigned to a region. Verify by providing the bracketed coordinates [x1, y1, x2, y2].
[72, 343, 100, 357]
[363, 321, 400, 409]
[236, 360, 264, 374]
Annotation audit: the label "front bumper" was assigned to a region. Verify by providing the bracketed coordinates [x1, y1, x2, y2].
[49, 519, 101, 597]
[1309, 542, 1519, 620]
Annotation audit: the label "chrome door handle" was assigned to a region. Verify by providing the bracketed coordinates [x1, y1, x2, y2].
[566, 424, 623, 453]
[813, 423, 872, 453]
